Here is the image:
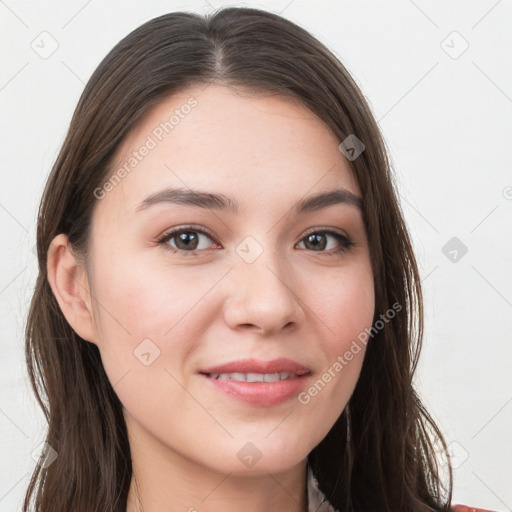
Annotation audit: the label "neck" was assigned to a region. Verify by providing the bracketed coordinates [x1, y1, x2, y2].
[127, 463, 308, 512]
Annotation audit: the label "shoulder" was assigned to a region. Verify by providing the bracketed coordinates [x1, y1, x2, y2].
[452, 505, 497, 512]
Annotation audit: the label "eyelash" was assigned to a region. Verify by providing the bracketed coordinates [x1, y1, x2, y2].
[155, 225, 355, 256]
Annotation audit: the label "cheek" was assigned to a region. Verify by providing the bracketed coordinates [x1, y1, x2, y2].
[87, 250, 226, 393]
[298, 263, 374, 411]
[319, 263, 375, 349]
[90, 248, 213, 343]
[88, 262, 210, 430]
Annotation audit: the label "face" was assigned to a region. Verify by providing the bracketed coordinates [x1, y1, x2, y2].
[82, 84, 374, 476]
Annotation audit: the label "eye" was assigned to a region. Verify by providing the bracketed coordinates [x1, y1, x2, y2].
[156, 226, 354, 256]
[156, 226, 218, 254]
[297, 229, 354, 254]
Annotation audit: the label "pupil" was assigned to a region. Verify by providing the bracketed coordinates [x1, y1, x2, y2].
[177, 232, 198, 250]
[307, 234, 326, 251]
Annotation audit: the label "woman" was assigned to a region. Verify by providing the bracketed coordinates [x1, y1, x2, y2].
[24, 7, 492, 512]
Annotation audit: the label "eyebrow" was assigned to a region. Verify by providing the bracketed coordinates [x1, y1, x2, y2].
[135, 187, 362, 214]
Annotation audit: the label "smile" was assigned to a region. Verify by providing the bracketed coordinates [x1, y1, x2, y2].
[206, 372, 304, 382]
[201, 372, 310, 407]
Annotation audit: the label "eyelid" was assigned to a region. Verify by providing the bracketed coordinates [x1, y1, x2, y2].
[299, 226, 350, 240]
[155, 224, 219, 249]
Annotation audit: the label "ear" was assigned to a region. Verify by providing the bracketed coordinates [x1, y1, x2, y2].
[46, 233, 98, 345]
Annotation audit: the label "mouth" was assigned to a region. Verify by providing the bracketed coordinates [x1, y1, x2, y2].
[198, 358, 311, 407]
[203, 371, 307, 382]
[199, 357, 310, 376]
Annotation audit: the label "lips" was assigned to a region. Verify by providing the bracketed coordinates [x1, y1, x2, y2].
[199, 357, 310, 376]
[199, 358, 311, 407]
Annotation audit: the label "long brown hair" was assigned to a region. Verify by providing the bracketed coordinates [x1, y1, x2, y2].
[24, 7, 452, 511]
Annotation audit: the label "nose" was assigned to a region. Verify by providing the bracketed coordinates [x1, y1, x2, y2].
[223, 249, 305, 336]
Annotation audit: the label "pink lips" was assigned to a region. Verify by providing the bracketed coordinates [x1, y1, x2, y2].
[199, 358, 311, 407]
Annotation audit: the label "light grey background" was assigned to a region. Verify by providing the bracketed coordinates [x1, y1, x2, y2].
[1, 0, 511, 510]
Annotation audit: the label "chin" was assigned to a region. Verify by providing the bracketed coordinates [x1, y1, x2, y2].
[205, 439, 309, 477]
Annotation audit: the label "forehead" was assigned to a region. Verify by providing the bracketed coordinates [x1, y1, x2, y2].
[98, 84, 360, 216]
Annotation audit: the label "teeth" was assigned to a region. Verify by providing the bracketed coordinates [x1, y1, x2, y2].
[247, 372, 263, 382]
[208, 372, 300, 382]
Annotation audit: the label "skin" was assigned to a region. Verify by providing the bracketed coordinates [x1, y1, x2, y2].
[47, 84, 375, 512]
